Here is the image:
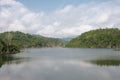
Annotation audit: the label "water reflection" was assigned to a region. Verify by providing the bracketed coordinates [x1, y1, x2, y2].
[87, 55, 120, 66]
[0, 58, 119, 80]
[0, 48, 120, 80]
[0, 55, 26, 68]
[88, 59, 120, 66]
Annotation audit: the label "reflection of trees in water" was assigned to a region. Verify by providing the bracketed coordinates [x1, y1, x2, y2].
[87, 54, 120, 66]
[88, 59, 120, 66]
[0, 55, 23, 68]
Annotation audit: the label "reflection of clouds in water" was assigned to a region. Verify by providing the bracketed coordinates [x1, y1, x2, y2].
[1, 48, 120, 80]
[0, 59, 119, 80]
[0, 77, 11, 80]
[63, 60, 93, 67]
[98, 70, 111, 80]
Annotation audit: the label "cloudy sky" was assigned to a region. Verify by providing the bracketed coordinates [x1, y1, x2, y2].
[0, 0, 120, 38]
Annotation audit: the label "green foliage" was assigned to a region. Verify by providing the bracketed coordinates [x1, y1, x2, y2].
[0, 39, 20, 54]
[66, 28, 120, 48]
[0, 31, 65, 49]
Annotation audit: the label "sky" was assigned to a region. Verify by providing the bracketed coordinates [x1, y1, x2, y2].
[18, 0, 107, 12]
[0, 0, 120, 38]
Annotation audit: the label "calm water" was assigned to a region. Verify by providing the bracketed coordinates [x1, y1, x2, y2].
[0, 48, 120, 80]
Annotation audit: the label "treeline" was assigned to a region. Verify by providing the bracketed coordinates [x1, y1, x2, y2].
[66, 28, 120, 48]
[0, 31, 65, 54]
[0, 39, 20, 54]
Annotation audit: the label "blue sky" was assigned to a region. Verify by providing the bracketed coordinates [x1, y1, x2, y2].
[17, 0, 111, 12]
[18, 0, 88, 12]
[0, 0, 120, 38]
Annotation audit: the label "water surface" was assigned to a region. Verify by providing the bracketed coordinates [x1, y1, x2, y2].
[0, 48, 120, 80]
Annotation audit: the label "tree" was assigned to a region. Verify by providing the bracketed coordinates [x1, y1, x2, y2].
[66, 28, 120, 48]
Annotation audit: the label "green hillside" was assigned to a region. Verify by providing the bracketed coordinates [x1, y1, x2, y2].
[66, 28, 120, 48]
[0, 31, 65, 54]
[0, 31, 65, 48]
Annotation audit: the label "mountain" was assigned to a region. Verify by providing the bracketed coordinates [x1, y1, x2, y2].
[62, 37, 74, 41]
[66, 28, 120, 48]
[0, 31, 65, 49]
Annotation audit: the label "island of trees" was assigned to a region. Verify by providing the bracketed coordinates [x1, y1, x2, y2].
[0, 31, 65, 55]
[66, 28, 120, 49]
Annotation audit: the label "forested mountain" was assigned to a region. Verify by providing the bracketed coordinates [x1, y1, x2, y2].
[66, 28, 120, 48]
[0, 31, 65, 48]
[0, 31, 65, 54]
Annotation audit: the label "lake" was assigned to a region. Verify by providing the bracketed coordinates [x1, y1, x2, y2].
[0, 48, 120, 80]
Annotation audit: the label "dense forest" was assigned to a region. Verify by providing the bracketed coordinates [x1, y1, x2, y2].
[66, 28, 120, 48]
[0, 31, 65, 54]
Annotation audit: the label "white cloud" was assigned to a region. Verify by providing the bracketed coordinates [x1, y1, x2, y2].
[0, 0, 120, 38]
